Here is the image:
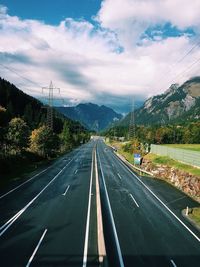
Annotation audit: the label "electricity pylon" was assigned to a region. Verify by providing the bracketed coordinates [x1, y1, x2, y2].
[42, 81, 60, 129]
[128, 97, 135, 141]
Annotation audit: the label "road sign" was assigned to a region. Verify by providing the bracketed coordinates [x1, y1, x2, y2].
[134, 153, 141, 165]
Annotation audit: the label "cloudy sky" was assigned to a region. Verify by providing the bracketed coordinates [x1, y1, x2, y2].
[0, 0, 200, 113]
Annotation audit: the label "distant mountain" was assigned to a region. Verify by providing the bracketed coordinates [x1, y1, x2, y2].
[56, 103, 123, 131]
[119, 77, 200, 126]
[0, 77, 84, 133]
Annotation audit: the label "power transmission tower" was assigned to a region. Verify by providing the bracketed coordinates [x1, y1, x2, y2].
[128, 97, 135, 141]
[91, 120, 99, 134]
[42, 81, 60, 129]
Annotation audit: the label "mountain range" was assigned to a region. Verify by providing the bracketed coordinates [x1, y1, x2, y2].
[56, 103, 122, 131]
[119, 77, 200, 126]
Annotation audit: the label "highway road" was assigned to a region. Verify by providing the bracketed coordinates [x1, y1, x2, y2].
[0, 138, 199, 267]
[97, 139, 200, 267]
[0, 140, 100, 266]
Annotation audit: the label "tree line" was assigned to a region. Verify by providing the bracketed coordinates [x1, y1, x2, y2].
[0, 106, 89, 157]
[104, 122, 200, 144]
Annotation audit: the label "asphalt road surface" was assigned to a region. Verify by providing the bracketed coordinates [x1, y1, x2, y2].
[0, 138, 199, 267]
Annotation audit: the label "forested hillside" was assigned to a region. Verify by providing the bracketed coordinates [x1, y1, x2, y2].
[0, 77, 90, 182]
[56, 103, 122, 131]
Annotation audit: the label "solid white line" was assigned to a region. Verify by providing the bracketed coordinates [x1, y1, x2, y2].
[113, 152, 200, 243]
[0, 159, 73, 238]
[26, 229, 47, 267]
[129, 194, 139, 208]
[170, 259, 177, 267]
[62, 185, 70, 196]
[0, 166, 52, 200]
[82, 149, 94, 267]
[97, 149, 125, 267]
[117, 173, 122, 180]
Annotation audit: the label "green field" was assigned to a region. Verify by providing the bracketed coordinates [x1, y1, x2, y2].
[163, 144, 200, 152]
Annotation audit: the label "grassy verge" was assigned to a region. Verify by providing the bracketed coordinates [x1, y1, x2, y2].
[188, 207, 200, 227]
[163, 144, 200, 152]
[145, 153, 200, 177]
[118, 149, 133, 164]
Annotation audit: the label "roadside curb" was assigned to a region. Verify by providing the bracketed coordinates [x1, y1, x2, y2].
[115, 152, 153, 177]
[182, 209, 200, 232]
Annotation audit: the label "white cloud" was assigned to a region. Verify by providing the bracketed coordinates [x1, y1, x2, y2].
[0, 2, 200, 113]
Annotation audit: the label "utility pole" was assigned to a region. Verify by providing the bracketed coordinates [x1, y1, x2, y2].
[128, 97, 135, 141]
[42, 81, 60, 129]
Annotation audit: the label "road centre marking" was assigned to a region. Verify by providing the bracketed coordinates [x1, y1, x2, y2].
[129, 193, 139, 208]
[95, 150, 106, 263]
[82, 148, 94, 267]
[62, 185, 70, 196]
[26, 229, 47, 267]
[117, 173, 122, 180]
[170, 259, 177, 267]
[97, 149, 125, 267]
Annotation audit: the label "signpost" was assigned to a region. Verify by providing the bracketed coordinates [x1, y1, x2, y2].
[134, 153, 141, 165]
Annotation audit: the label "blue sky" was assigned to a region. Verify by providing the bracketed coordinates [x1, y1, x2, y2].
[0, 0, 200, 113]
[0, 0, 102, 24]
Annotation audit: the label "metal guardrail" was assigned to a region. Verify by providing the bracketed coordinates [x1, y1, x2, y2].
[115, 153, 153, 176]
[151, 145, 200, 168]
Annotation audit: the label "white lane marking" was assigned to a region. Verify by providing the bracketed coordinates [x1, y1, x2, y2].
[129, 194, 139, 208]
[0, 166, 51, 200]
[0, 209, 24, 232]
[0, 154, 74, 200]
[97, 149, 125, 267]
[113, 152, 200, 243]
[0, 159, 73, 238]
[170, 259, 177, 267]
[82, 149, 94, 267]
[117, 173, 122, 180]
[26, 229, 47, 267]
[62, 185, 70, 196]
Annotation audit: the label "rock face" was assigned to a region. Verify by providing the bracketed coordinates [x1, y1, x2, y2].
[120, 77, 200, 125]
[142, 159, 200, 202]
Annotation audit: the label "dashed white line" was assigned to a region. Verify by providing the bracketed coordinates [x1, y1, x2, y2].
[170, 259, 177, 267]
[129, 193, 139, 208]
[117, 173, 122, 180]
[112, 152, 200, 243]
[62, 185, 70, 196]
[0, 159, 73, 237]
[26, 229, 47, 267]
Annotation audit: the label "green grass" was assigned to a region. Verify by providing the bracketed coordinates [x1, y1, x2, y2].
[163, 144, 200, 152]
[145, 153, 200, 177]
[118, 149, 134, 164]
[188, 207, 200, 227]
